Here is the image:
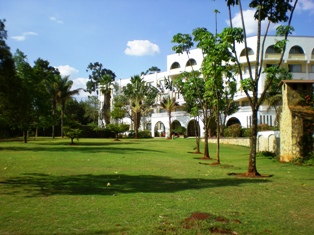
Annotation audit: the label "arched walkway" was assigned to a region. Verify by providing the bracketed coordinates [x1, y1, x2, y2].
[172, 120, 181, 130]
[154, 121, 165, 137]
[226, 117, 241, 127]
[187, 120, 200, 137]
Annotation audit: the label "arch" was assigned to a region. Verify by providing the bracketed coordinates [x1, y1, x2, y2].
[187, 120, 200, 137]
[289, 45, 304, 54]
[226, 117, 241, 127]
[172, 120, 181, 130]
[186, 58, 197, 67]
[240, 48, 254, 57]
[266, 45, 281, 54]
[154, 121, 165, 137]
[170, 62, 181, 69]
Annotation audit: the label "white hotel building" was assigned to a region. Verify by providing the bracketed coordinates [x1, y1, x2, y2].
[98, 36, 314, 137]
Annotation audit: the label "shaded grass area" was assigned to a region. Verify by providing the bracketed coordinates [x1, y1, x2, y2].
[0, 138, 313, 235]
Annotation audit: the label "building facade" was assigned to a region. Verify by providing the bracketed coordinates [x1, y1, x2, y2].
[98, 36, 314, 137]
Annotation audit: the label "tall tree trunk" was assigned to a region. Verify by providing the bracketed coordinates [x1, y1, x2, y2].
[248, 105, 260, 176]
[23, 130, 27, 143]
[202, 125, 210, 159]
[134, 111, 138, 139]
[103, 91, 111, 125]
[168, 111, 172, 139]
[216, 111, 220, 164]
[52, 101, 56, 138]
[61, 106, 64, 138]
[194, 118, 201, 154]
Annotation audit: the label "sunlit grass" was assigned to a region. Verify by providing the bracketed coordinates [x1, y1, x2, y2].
[0, 138, 313, 234]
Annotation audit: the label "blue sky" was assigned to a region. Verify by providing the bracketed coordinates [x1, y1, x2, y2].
[2, 0, 314, 99]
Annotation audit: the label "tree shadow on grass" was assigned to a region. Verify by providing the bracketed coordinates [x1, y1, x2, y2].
[0, 173, 271, 197]
[0, 143, 163, 154]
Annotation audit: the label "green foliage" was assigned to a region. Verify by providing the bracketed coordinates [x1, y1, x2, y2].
[171, 33, 194, 54]
[63, 126, 82, 144]
[137, 130, 152, 138]
[223, 124, 242, 137]
[127, 130, 151, 138]
[241, 128, 252, 137]
[256, 151, 277, 160]
[174, 126, 186, 135]
[123, 75, 158, 138]
[224, 124, 275, 138]
[106, 123, 129, 140]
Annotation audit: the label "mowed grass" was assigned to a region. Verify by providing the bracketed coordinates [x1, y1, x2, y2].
[0, 138, 313, 235]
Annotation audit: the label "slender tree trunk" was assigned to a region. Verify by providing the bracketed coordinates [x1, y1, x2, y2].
[168, 111, 172, 139]
[52, 108, 55, 138]
[202, 125, 210, 159]
[103, 91, 111, 125]
[248, 105, 260, 176]
[23, 130, 27, 143]
[194, 117, 201, 153]
[61, 106, 64, 138]
[216, 112, 220, 164]
[134, 111, 138, 139]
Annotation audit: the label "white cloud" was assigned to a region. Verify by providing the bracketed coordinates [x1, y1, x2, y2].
[124, 40, 160, 56]
[297, 0, 314, 13]
[57, 65, 79, 79]
[49, 16, 64, 24]
[11, 31, 38, 41]
[56, 65, 93, 100]
[228, 9, 277, 36]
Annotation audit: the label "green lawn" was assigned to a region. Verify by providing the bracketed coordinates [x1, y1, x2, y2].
[0, 138, 313, 235]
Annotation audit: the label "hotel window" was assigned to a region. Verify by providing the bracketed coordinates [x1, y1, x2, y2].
[266, 45, 281, 53]
[289, 45, 304, 54]
[288, 64, 302, 73]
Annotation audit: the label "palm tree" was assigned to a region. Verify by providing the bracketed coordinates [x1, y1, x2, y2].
[160, 95, 179, 138]
[56, 75, 81, 137]
[86, 62, 116, 125]
[44, 75, 59, 138]
[123, 75, 158, 139]
[123, 75, 146, 139]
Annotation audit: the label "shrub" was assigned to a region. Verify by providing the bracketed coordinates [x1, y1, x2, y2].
[241, 128, 252, 137]
[223, 124, 241, 137]
[174, 126, 186, 135]
[63, 127, 82, 144]
[138, 130, 152, 138]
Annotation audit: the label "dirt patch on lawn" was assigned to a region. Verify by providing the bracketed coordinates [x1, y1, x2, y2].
[181, 212, 240, 234]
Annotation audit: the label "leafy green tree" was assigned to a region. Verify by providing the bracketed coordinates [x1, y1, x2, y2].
[141, 66, 161, 75]
[106, 124, 129, 141]
[160, 95, 179, 138]
[172, 34, 212, 159]
[123, 75, 158, 139]
[63, 126, 81, 145]
[0, 19, 20, 137]
[56, 75, 81, 137]
[65, 98, 89, 125]
[13, 50, 43, 143]
[84, 96, 99, 126]
[174, 70, 210, 158]
[192, 27, 238, 164]
[86, 62, 116, 125]
[225, 0, 297, 176]
[33, 58, 60, 138]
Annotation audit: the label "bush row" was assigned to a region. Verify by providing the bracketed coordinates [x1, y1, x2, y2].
[223, 124, 277, 138]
